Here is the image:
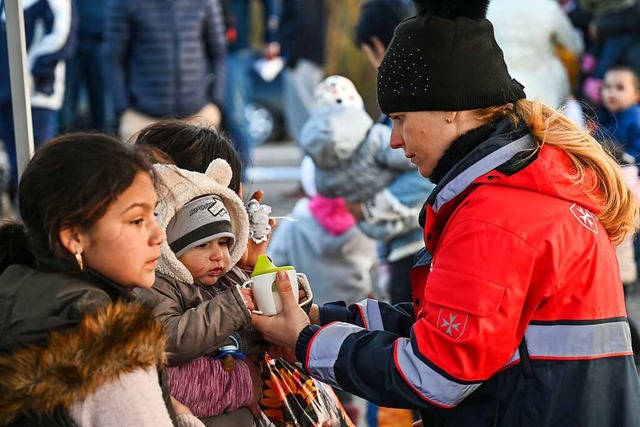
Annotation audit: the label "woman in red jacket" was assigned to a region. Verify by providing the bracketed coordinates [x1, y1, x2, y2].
[253, 0, 640, 425]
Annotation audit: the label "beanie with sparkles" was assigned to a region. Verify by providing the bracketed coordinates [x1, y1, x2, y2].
[377, 0, 526, 114]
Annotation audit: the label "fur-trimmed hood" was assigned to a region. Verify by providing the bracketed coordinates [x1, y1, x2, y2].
[153, 160, 250, 284]
[0, 301, 166, 425]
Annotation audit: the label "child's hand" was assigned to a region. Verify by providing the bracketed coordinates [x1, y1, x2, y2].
[170, 396, 194, 416]
[298, 287, 307, 304]
[237, 190, 277, 272]
[240, 287, 256, 312]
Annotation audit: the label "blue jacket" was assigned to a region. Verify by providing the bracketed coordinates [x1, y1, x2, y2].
[103, 0, 227, 117]
[598, 104, 640, 159]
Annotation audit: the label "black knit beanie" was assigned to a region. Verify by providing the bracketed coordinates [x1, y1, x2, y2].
[377, 0, 526, 114]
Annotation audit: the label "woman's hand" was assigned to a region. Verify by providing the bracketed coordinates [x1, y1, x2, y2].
[251, 271, 310, 349]
[308, 304, 321, 325]
[266, 343, 298, 363]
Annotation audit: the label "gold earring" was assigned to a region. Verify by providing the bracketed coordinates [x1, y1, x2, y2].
[75, 246, 84, 270]
[445, 117, 453, 124]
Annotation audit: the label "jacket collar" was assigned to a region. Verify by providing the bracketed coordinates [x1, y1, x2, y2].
[420, 118, 534, 226]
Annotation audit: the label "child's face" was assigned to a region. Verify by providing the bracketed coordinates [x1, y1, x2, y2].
[178, 237, 231, 286]
[602, 70, 640, 113]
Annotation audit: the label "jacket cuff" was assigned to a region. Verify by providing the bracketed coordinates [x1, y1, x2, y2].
[320, 301, 349, 324]
[295, 324, 321, 364]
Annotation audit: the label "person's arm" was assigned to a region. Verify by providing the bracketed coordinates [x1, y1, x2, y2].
[102, 0, 131, 117]
[297, 221, 540, 409]
[262, 0, 280, 43]
[137, 283, 251, 365]
[204, 0, 227, 106]
[69, 367, 183, 427]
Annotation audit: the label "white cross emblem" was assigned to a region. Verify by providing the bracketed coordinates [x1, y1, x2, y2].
[441, 313, 461, 336]
[436, 307, 469, 340]
[569, 203, 598, 234]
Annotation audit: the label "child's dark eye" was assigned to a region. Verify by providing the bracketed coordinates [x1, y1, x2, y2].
[197, 242, 210, 249]
[131, 218, 144, 225]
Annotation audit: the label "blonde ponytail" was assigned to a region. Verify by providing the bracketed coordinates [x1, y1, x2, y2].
[475, 99, 639, 244]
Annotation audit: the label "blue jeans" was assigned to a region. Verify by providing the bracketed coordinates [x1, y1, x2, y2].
[0, 103, 56, 188]
[225, 50, 255, 173]
[59, 38, 114, 134]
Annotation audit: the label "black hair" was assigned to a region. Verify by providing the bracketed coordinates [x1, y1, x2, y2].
[134, 121, 243, 194]
[355, 0, 414, 50]
[605, 65, 640, 90]
[0, 133, 153, 274]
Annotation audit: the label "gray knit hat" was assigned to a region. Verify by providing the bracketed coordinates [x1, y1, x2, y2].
[167, 195, 236, 257]
[154, 159, 249, 284]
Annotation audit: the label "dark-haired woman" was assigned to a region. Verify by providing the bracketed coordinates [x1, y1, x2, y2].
[0, 134, 203, 426]
[252, 1, 640, 426]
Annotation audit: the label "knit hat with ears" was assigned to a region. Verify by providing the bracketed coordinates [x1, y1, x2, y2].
[154, 159, 249, 284]
[377, 0, 526, 114]
[314, 75, 365, 110]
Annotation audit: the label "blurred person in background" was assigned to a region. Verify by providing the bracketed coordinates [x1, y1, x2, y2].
[103, 0, 226, 142]
[222, 0, 280, 175]
[0, 0, 75, 198]
[58, 0, 114, 134]
[278, 0, 328, 144]
[487, 0, 583, 108]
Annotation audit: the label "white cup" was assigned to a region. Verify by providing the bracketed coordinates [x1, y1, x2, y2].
[242, 270, 311, 315]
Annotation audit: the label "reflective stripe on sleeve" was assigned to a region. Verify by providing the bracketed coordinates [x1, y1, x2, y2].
[394, 338, 482, 408]
[307, 322, 365, 388]
[354, 299, 384, 331]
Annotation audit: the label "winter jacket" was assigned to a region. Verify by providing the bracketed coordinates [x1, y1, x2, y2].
[136, 268, 264, 365]
[299, 104, 414, 203]
[268, 197, 377, 305]
[295, 119, 640, 426]
[487, 0, 583, 107]
[0, 0, 76, 110]
[0, 265, 177, 427]
[360, 171, 433, 261]
[598, 104, 640, 159]
[103, 0, 226, 117]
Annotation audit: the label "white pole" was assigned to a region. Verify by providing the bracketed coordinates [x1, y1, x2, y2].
[4, 0, 34, 180]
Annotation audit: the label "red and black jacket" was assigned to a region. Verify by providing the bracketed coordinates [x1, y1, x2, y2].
[295, 119, 640, 426]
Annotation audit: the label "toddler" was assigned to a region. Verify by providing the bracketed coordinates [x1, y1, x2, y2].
[299, 75, 415, 203]
[137, 159, 270, 427]
[597, 65, 640, 159]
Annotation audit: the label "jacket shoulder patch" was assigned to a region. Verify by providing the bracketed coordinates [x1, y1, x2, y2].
[569, 203, 598, 234]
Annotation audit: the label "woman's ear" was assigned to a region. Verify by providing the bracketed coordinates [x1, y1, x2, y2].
[59, 227, 83, 256]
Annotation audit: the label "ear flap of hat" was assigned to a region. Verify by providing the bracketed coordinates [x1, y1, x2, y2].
[153, 162, 249, 284]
